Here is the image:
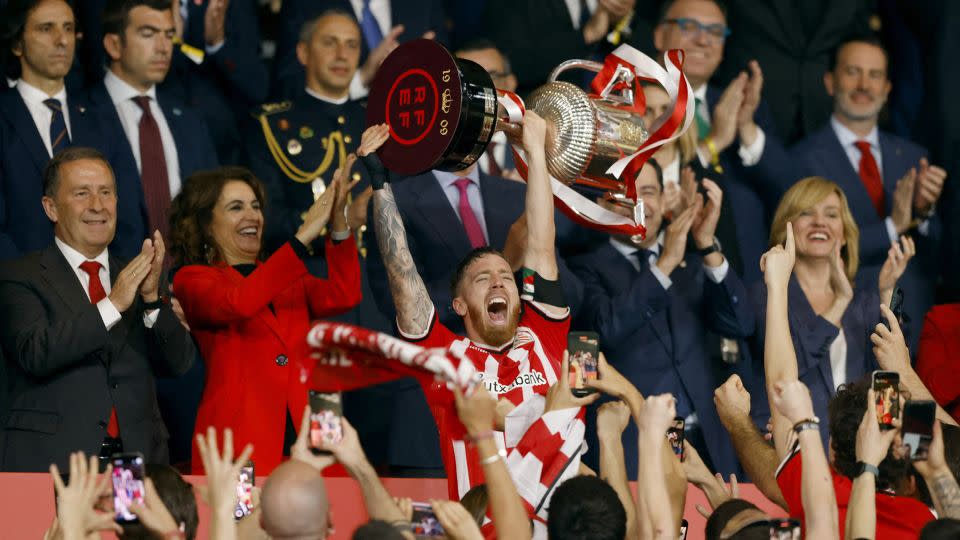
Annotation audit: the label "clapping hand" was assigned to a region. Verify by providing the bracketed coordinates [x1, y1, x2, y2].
[913, 158, 947, 213]
[891, 168, 916, 234]
[878, 237, 915, 303]
[657, 200, 698, 276]
[358, 124, 391, 157]
[760, 222, 795, 288]
[828, 241, 854, 302]
[138, 230, 165, 303]
[203, 0, 228, 47]
[691, 178, 723, 252]
[329, 154, 361, 235]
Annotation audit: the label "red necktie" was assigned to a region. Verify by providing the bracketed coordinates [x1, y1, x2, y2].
[134, 96, 171, 239]
[78, 261, 120, 438]
[453, 178, 487, 249]
[854, 140, 885, 217]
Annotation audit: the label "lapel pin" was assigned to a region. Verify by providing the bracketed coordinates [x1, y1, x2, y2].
[287, 139, 302, 156]
[172, 107, 182, 116]
[300, 126, 314, 139]
[279, 118, 290, 131]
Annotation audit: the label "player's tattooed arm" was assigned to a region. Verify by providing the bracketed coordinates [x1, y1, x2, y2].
[372, 185, 434, 335]
[930, 471, 960, 519]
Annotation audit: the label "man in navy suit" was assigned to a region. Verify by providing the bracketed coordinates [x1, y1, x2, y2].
[0, 0, 139, 261]
[89, 0, 218, 253]
[570, 159, 755, 477]
[791, 37, 946, 350]
[78, 0, 266, 165]
[272, 0, 448, 100]
[653, 0, 789, 285]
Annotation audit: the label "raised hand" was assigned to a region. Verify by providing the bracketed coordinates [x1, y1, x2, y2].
[519, 110, 548, 155]
[360, 25, 404, 86]
[295, 177, 339, 245]
[870, 304, 911, 373]
[597, 400, 631, 439]
[878, 237, 915, 302]
[829, 241, 854, 301]
[347, 186, 374, 232]
[544, 351, 600, 413]
[358, 123, 391, 157]
[598, 0, 636, 19]
[713, 374, 752, 430]
[453, 386, 498, 436]
[129, 478, 180, 537]
[891, 168, 916, 234]
[138, 230, 165, 302]
[857, 389, 900, 467]
[431, 500, 484, 540]
[760, 221, 795, 288]
[708, 73, 747, 152]
[657, 200, 698, 277]
[195, 427, 254, 517]
[637, 393, 676, 435]
[50, 452, 121, 539]
[329, 155, 360, 234]
[290, 405, 336, 471]
[914, 158, 947, 213]
[110, 239, 155, 312]
[203, 0, 229, 46]
[691, 178, 723, 251]
[770, 380, 815, 425]
[737, 61, 764, 132]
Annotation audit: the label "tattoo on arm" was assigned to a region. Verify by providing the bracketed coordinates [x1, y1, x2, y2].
[373, 186, 433, 335]
[931, 473, 960, 519]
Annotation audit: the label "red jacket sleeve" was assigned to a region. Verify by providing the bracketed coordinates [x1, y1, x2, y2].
[303, 236, 362, 319]
[173, 243, 308, 327]
[916, 308, 960, 415]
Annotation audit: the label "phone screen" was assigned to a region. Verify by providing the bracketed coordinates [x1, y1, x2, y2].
[903, 400, 936, 460]
[567, 332, 599, 397]
[234, 461, 254, 520]
[889, 286, 905, 326]
[308, 390, 343, 453]
[111, 453, 145, 523]
[679, 519, 688, 540]
[411, 502, 445, 538]
[769, 518, 801, 539]
[872, 371, 900, 430]
[667, 417, 685, 460]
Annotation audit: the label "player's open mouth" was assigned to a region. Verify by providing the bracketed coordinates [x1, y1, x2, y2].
[487, 297, 508, 325]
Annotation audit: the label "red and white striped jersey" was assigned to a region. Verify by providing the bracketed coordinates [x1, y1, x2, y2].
[400, 300, 572, 501]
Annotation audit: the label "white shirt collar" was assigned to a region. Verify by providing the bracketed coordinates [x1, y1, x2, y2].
[693, 84, 708, 102]
[830, 114, 879, 150]
[103, 70, 157, 106]
[55, 236, 110, 271]
[609, 236, 660, 259]
[305, 87, 349, 105]
[433, 166, 480, 189]
[16, 78, 67, 106]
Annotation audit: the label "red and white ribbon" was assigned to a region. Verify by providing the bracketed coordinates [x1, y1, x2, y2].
[496, 46, 693, 237]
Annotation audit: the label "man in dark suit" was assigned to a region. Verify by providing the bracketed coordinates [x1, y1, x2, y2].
[78, 0, 266, 165]
[653, 0, 788, 285]
[0, 0, 140, 261]
[272, 0, 448, 100]
[0, 147, 195, 472]
[790, 38, 946, 351]
[89, 0, 218, 250]
[570, 159, 755, 477]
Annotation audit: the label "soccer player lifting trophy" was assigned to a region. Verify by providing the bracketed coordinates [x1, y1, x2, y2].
[365, 38, 696, 238]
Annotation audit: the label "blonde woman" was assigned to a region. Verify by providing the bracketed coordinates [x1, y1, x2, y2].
[750, 177, 914, 445]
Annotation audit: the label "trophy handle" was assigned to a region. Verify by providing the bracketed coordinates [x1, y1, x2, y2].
[549, 59, 635, 107]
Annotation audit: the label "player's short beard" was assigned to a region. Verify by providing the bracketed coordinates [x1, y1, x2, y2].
[466, 301, 520, 347]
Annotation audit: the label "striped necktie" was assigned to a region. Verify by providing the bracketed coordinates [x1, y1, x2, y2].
[44, 98, 70, 155]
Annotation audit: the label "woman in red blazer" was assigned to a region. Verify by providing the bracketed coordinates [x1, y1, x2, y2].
[169, 161, 361, 474]
[916, 304, 960, 423]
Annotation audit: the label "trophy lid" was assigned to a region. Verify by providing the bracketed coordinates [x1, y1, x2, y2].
[367, 39, 498, 175]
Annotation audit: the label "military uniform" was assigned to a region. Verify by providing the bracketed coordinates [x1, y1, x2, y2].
[243, 90, 395, 466]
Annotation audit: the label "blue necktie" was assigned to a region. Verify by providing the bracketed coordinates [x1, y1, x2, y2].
[44, 98, 70, 155]
[360, 0, 384, 50]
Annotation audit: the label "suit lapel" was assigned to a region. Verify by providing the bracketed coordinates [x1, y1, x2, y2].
[787, 277, 835, 386]
[158, 96, 186, 177]
[222, 264, 290, 347]
[107, 255, 135, 352]
[0, 91, 51, 174]
[878, 132, 908, 196]
[479, 173, 512, 247]
[607, 243, 674, 355]
[815, 127, 882, 218]
[412, 173, 473, 254]
[39, 245, 89, 315]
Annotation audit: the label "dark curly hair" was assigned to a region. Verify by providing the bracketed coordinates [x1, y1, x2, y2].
[169, 167, 267, 267]
[829, 377, 912, 492]
[547, 476, 626, 540]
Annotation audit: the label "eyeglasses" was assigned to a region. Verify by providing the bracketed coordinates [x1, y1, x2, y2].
[662, 17, 731, 42]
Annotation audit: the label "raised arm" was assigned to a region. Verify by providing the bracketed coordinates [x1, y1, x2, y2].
[517, 112, 557, 281]
[913, 421, 960, 519]
[847, 389, 899, 540]
[760, 222, 802, 460]
[359, 124, 434, 336]
[636, 394, 680, 540]
[596, 401, 638, 540]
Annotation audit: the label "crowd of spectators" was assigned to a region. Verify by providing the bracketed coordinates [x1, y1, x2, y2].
[2, 0, 960, 538]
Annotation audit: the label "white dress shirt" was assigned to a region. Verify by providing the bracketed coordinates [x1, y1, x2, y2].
[692, 84, 766, 168]
[608, 234, 729, 290]
[347, 0, 392, 100]
[829, 115, 929, 241]
[564, 0, 598, 29]
[478, 132, 511, 175]
[55, 237, 159, 330]
[104, 71, 183, 199]
[16, 79, 72, 157]
[829, 329, 848, 390]
[433, 167, 490, 243]
[305, 87, 349, 105]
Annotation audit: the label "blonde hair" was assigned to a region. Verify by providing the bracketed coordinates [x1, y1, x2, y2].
[675, 121, 698, 165]
[769, 176, 860, 281]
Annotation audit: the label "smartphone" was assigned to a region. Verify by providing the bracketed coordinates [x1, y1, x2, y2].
[110, 453, 145, 523]
[667, 417, 685, 460]
[567, 332, 600, 397]
[308, 390, 343, 454]
[872, 371, 900, 430]
[234, 461, 254, 520]
[769, 518, 801, 539]
[411, 502, 445, 538]
[889, 286, 905, 325]
[902, 400, 936, 460]
[679, 519, 688, 540]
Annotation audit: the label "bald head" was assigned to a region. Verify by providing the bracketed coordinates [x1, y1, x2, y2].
[260, 461, 329, 539]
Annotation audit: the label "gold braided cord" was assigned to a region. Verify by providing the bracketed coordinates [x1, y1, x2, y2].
[259, 114, 348, 183]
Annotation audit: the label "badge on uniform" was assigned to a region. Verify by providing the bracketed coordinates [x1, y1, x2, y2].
[287, 139, 302, 155]
[300, 126, 314, 139]
[279, 119, 290, 131]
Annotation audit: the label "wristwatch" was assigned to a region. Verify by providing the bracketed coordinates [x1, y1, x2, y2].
[855, 461, 880, 478]
[698, 237, 722, 257]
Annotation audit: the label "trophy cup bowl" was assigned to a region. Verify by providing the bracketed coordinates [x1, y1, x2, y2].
[366, 39, 650, 201]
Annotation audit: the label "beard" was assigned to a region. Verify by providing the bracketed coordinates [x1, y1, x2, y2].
[466, 301, 521, 347]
